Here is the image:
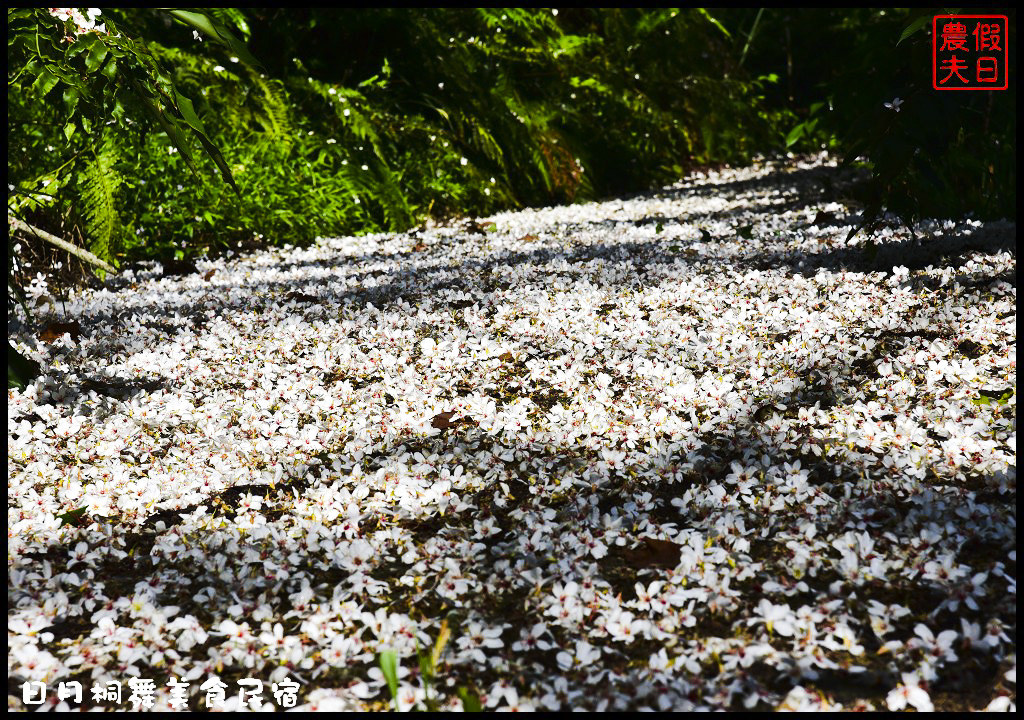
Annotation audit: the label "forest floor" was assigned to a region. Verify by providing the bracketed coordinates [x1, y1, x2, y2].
[8, 153, 1016, 711]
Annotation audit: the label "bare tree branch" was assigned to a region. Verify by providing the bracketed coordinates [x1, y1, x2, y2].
[8, 215, 117, 275]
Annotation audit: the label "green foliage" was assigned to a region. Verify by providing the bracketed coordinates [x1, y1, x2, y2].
[12, 7, 796, 272]
[248, 71, 295, 145]
[376, 619, 482, 712]
[832, 10, 1015, 229]
[7, 7, 252, 274]
[377, 650, 400, 711]
[7, 8, 246, 185]
[972, 388, 1014, 407]
[76, 142, 123, 271]
[57, 506, 90, 528]
[8, 343, 41, 390]
[16, 8, 1009, 284]
[731, 9, 1016, 228]
[165, 9, 260, 68]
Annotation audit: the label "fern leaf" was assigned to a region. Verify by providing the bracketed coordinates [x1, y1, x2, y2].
[248, 69, 295, 148]
[77, 142, 122, 270]
[370, 158, 413, 231]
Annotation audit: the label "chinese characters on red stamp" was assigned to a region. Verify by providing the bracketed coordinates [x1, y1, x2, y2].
[933, 15, 1009, 90]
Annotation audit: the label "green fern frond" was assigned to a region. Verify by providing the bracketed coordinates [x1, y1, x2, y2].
[471, 124, 505, 167]
[298, 76, 386, 158]
[635, 8, 681, 36]
[77, 141, 122, 271]
[247, 69, 295, 147]
[343, 108, 384, 159]
[369, 158, 413, 231]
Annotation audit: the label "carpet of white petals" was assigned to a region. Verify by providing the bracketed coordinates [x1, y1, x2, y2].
[8, 154, 1017, 712]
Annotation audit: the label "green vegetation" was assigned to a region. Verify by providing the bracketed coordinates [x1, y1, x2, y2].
[742, 9, 1016, 230]
[7, 8, 1017, 282]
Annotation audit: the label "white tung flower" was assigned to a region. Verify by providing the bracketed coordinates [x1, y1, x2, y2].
[886, 673, 933, 712]
[884, 97, 904, 112]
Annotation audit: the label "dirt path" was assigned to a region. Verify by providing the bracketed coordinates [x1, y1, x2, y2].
[9, 154, 1016, 711]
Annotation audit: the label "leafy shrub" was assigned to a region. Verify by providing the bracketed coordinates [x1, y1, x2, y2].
[10, 8, 796, 281]
[7, 7, 250, 274]
[738, 8, 1016, 226]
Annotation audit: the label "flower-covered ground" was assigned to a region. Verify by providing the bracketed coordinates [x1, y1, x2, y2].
[8, 154, 1016, 711]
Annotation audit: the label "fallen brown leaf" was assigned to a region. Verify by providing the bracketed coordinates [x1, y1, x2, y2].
[430, 411, 475, 431]
[161, 258, 197, 277]
[203, 269, 216, 281]
[812, 210, 837, 226]
[620, 537, 682, 569]
[431, 411, 458, 431]
[39, 321, 82, 343]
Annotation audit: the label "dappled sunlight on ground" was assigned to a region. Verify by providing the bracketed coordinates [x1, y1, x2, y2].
[8, 154, 1016, 711]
